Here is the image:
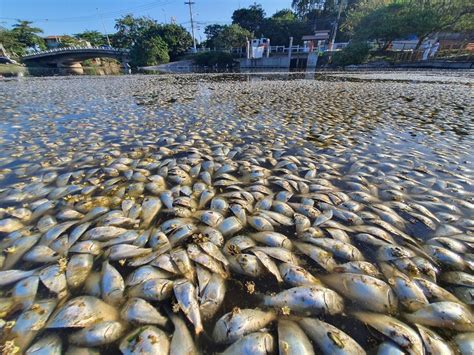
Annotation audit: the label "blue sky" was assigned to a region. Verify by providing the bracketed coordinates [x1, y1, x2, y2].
[0, 0, 291, 40]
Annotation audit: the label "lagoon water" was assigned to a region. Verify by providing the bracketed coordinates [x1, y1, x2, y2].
[0, 71, 473, 353]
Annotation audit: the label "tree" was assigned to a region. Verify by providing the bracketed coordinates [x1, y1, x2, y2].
[204, 24, 226, 47]
[272, 9, 297, 21]
[113, 15, 192, 62]
[345, 0, 474, 47]
[154, 24, 192, 60]
[130, 36, 169, 66]
[75, 30, 107, 46]
[351, 3, 409, 45]
[0, 28, 24, 57]
[291, 0, 326, 17]
[11, 20, 45, 50]
[213, 24, 252, 49]
[232, 3, 265, 35]
[57, 35, 82, 47]
[261, 11, 312, 46]
[113, 14, 157, 48]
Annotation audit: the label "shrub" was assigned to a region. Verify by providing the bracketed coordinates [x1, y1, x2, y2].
[193, 51, 235, 68]
[332, 42, 371, 67]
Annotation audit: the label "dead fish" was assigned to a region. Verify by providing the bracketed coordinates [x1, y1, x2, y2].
[403, 301, 474, 332]
[213, 308, 276, 344]
[221, 332, 275, 355]
[173, 279, 203, 334]
[68, 321, 126, 347]
[168, 310, 198, 355]
[47, 296, 119, 328]
[298, 317, 365, 355]
[119, 326, 169, 355]
[321, 273, 398, 314]
[353, 312, 423, 355]
[277, 319, 314, 355]
[262, 285, 344, 315]
[120, 297, 167, 326]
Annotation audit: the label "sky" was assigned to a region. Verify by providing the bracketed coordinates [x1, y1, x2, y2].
[0, 0, 291, 41]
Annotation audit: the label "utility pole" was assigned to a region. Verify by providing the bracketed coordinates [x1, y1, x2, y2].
[329, 0, 344, 51]
[185, 1, 197, 52]
[96, 8, 111, 47]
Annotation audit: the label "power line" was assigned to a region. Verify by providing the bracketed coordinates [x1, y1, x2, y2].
[96, 8, 111, 46]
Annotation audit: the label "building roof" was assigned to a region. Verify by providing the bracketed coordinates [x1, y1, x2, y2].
[302, 34, 330, 41]
[303, 31, 330, 41]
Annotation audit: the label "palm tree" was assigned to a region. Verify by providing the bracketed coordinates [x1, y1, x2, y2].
[12, 20, 44, 48]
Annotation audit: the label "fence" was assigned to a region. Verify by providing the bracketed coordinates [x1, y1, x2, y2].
[390, 43, 474, 63]
[188, 44, 348, 56]
[23, 46, 129, 58]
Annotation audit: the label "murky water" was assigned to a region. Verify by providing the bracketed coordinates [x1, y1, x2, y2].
[0, 71, 473, 354]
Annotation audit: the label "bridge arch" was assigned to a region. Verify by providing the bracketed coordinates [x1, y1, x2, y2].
[22, 47, 130, 74]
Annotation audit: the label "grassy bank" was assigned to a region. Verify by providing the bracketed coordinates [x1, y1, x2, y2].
[0, 64, 26, 76]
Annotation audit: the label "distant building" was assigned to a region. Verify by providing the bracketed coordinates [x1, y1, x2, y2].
[44, 35, 91, 49]
[302, 30, 330, 52]
[44, 36, 65, 49]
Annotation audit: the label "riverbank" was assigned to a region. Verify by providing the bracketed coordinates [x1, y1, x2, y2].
[0, 63, 26, 76]
[0, 62, 123, 77]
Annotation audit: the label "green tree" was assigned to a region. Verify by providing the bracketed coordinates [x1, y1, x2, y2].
[261, 11, 312, 46]
[113, 15, 192, 62]
[291, 0, 326, 17]
[232, 3, 266, 35]
[0, 28, 24, 57]
[11, 20, 45, 50]
[272, 9, 297, 21]
[57, 35, 82, 47]
[213, 24, 252, 49]
[113, 14, 157, 48]
[332, 40, 370, 65]
[130, 36, 169, 66]
[204, 24, 226, 47]
[351, 3, 408, 45]
[74, 30, 107, 46]
[345, 0, 474, 47]
[154, 24, 192, 60]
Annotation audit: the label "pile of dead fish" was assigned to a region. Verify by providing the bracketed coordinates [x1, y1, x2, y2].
[0, 73, 472, 354]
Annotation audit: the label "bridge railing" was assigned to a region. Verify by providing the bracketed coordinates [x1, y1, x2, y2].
[23, 46, 129, 58]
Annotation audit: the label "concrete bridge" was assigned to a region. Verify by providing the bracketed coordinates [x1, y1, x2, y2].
[21, 46, 130, 74]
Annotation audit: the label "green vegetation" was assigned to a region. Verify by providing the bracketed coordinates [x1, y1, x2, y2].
[345, 0, 474, 48]
[204, 24, 252, 49]
[232, 4, 266, 35]
[112, 15, 192, 66]
[332, 41, 370, 66]
[0, 15, 192, 67]
[74, 30, 107, 46]
[0, 20, 45, 57]
[203, 1, 359, 48]
[193, 51, 236, 68]
[130, 36, 170, 67]
[0, 1, 471, 68]
[0, 63, 26, 75]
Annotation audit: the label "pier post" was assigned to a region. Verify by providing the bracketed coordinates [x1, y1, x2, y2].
[288, 37, 293, 61]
